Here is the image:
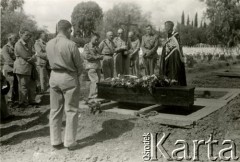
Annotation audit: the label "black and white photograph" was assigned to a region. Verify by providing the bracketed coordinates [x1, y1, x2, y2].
[0, 0, 240, 161]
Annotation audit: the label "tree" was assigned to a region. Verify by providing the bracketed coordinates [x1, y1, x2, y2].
[194, 12, 198, 28]
[1, 0, 24, 13]
[203, 22, 207, 28]
[181, 11, 185, 25]
[204, 0, 240, 46]
[187, 15, 190, 25]
[71, 1, 103, 38]
[102, 2, 152, 38]
[1, 0, 38, 47]
[200, 21, 203, 28]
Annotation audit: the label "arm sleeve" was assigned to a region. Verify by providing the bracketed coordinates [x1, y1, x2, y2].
[34, 43, 48, 60]
[72, 44, 84, 76]
[159, 46, 165, 76]
[141, 37, 147, 55]
[147, 36, 159, 56]
[98, 41, 104, 53]
[1, 47, 11, 62]
[175, 34, 183, 55]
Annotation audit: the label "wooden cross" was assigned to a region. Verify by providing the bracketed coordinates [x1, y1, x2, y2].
[119, 15, 138, 43]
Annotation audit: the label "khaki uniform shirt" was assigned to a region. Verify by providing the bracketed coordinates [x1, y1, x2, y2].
[14, 39, 34, 75]
[2, 42, 16, 72]
[141, 34, 159, 58]
[113, 37, 127, 52]
[84, 42, 102, 69]
[46, 34, 83, 76]
[99, 39, 116, 55]
[34, 39, 47, 66]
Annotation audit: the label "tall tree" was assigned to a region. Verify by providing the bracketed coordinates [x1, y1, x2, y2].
[71, 1, 103, 38]
[204, 0, 240, 46]
[181, 11, 185, 25]
[187, 15, 190, 25]
[200, 21, 203, 28]
[191, 20, 194, 27]
[194, 12, 198, 28]
[203, 22, 207, 28]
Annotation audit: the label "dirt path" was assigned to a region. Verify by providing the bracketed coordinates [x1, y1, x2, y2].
[1, 63, 240, 162]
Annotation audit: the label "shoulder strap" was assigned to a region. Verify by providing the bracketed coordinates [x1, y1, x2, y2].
[103, 40, 114, 53]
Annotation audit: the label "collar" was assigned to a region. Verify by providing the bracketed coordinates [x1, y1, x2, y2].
[57, 33, 67, 38]
[168, 30, 176, 38]
[146, 33, 154, 37]
[106, 39, 113, 43]
[39, 39, 46, 45]
[20, 39, 27, 45]
[89, 42, 97, 48]
[6, 42, 14, 49]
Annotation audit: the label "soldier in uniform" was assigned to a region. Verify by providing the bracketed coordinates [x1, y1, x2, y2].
[2, 33, 19, 106]
[128, 31, 140, 76]
[99, 31, 115, 79]
[141, 25, 159, 75]
[46, 20, 83, 150]
[34, 31, 49, 93]
[159, 21, 187, 86]
[113, 28, 128, 76]
[14, 29, 37, 108]
[84, 33, 103, 100]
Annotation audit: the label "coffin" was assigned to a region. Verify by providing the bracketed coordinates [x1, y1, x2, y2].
[97, 82, 195, 107]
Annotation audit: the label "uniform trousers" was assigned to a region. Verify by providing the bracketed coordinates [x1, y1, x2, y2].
[143, 57, 157, 75]
[16, 74, 36, 104]
[49, 70, 80, 147]
[88, 69, 101, 99]
[4, 71, 19, 102]
[114, 53, 122, 77]
[130, 55, 139, 76]
[122, 55, 130, 75]
[36, 65, 49, 92]
[102, 55, 114, 79]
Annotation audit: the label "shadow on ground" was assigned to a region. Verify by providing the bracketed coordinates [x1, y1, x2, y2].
[75, 118, 136, 150]
[0, 110, 49, 145]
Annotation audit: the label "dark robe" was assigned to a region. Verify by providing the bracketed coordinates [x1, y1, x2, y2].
[160, 32, 187, 86]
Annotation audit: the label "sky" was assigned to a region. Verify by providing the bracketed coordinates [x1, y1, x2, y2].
[23, 0, 207, 33]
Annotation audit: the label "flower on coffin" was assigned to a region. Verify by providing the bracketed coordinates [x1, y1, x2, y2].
[103, 74, 178, 94]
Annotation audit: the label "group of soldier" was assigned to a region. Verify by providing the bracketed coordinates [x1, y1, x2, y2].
[1, 19, 186, 150]
[1, 30, 49, 120]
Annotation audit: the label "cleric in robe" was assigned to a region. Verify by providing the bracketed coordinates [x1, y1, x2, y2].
[159, 21, 187, 86]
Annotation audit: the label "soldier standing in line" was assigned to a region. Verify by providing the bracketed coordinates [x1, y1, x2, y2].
[34, 31, 49, 93]
[1, 33, 19, 107]
[128, 31, 140, 76]
[159, 21, 187, 86]
[141, 25, 159, 75]
[46, 20, 84, 150]
[83, 33, 103, 100]
[99, 31, 116, 79]
[113, 28, 128, 76]
[14, 29, 38, 108]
